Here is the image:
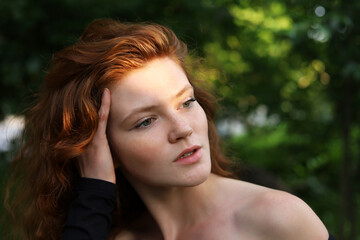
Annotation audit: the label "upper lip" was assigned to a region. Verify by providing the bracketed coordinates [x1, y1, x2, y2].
[174, 145, 201, 161]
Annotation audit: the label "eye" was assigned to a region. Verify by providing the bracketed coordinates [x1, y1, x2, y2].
[182, 98, 196, 108]
[135, 118, 154, 128]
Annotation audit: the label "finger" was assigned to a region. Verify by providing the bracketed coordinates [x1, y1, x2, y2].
[98, 88, 111, 132]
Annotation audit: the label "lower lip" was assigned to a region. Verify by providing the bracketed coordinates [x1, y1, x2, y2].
[175, 148, 202, 165]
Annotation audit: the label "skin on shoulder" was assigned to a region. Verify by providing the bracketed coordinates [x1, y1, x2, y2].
[228, 179, 329, 240]
[115, 176, 329, 240]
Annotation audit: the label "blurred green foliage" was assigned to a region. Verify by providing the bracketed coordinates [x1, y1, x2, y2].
[1, 0, 359, 239]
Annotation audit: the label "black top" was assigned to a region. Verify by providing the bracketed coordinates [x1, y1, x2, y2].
[62, 178, 336, 240]
[61, 178, 117, 240]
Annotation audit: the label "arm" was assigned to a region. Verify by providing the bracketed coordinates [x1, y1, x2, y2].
[62, 178, 117, 240]
[62, 89, 117, 239]
[77, 88, 116, 184]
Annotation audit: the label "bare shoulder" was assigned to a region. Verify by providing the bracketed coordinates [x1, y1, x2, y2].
[250, 188, 328, 239]
[221, 178, 329, 240]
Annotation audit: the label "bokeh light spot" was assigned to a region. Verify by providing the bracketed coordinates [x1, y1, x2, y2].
[315, 6, 326, 17]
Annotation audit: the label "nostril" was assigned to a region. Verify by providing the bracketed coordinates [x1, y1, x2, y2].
[169, 123, 193, 143]
[175, 128, 192, 141]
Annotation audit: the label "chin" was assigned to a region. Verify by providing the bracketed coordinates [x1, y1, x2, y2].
[181, 162, 212, 187]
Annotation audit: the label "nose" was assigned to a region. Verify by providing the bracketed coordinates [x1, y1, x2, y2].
[168, 114, 193, 143]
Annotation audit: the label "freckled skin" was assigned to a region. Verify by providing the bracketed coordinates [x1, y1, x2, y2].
[107, 57, 211, 188]
[103, 57, 329, 240]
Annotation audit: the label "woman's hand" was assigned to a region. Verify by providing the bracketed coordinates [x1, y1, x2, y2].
[78, 88, 116, 183]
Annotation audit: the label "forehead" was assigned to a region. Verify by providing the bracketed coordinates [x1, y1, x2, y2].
[109, 57, 191, 112]
[114, 57, 188, 93]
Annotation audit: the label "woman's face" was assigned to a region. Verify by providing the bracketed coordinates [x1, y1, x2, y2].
[107, 57, 211, 188]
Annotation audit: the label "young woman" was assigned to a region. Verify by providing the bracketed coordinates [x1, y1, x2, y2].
[5, 19, 335, 240]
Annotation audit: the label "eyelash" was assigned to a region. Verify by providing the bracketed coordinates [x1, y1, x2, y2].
[135, 98, 197, 129]
[182, 98, 196, 108]
[135, 118, 155, 129]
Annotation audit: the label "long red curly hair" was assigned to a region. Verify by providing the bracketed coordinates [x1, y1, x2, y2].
[4, 18, 234, 239]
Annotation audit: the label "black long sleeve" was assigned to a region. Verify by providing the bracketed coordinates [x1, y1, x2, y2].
[62, 178, 117, 240]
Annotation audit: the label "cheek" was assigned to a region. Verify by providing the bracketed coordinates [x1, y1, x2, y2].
[195, 107, 209, 136]
[112, 133, 162, 166]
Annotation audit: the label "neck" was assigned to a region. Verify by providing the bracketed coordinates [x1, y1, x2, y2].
[127, 174, 222, 240]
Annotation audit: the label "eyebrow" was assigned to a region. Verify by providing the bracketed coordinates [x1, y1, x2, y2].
[121, 84, 194, 123]
[175, 84, 193, 99]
